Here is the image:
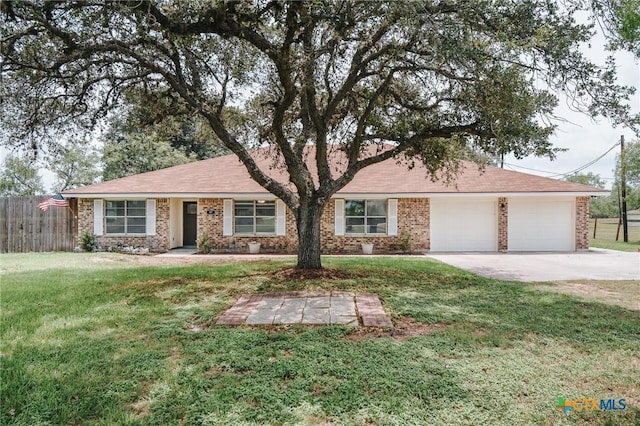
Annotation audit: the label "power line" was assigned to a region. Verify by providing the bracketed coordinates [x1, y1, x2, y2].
[501, 162, 561, 175]
[503, 140, 621, 178]
[552, 141, 621, 177]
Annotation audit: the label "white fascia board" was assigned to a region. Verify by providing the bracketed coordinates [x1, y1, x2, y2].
[63, 190, 608, 199]
[332, 191, 607, 199]
[496, 191, 610, 198]
[61, 192, 276, 199]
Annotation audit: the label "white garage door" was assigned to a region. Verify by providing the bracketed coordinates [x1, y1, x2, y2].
[431, 198, 497, 251]
[508, 198, 574, 251]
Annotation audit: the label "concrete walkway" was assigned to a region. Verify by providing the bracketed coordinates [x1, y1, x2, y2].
[217, 291, 393, 328]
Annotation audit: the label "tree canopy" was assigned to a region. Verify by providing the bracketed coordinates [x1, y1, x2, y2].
[102, 117, 198, 181]
[565, 172, 606, 188]
[593, 0, 640, 56]
[48, 138, 102, 192]
[1, 1, 638, 268]
[619, 140, 640, 187]
[0, 154, 45, 196]
[584, 141, 640, 218]
[101, 108, 229, 180]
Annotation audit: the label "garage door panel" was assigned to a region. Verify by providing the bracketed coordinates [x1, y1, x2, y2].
[431, 198, 497, 251]
[508, 199, 574, 251]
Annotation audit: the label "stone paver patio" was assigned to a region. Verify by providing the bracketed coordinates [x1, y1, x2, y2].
[216, 291, 393, 328]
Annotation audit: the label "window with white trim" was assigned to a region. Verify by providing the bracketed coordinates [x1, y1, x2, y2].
[345, 200, 387, 234]
[234, 200, 276, 234]
[105, 200, 147, 234]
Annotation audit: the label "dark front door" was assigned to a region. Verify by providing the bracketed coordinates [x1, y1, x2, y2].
[183, 202, 198, 247]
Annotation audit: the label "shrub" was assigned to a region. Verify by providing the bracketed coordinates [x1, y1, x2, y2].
[78, 231, 97, 252]
[197, 234, 212, 254]
[397, 231, 413, 254]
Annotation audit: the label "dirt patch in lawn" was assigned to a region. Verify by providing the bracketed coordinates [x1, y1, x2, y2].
[134, 255, 236, 266]
[274, 267, 355, 281]
[344, 317, 449, 342]
[536, 281, 640, 311]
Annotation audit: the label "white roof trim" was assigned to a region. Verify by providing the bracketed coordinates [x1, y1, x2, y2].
[64, 190, 607, 199]
[333, 191, 608, 198]
[61, 192, 278, 199]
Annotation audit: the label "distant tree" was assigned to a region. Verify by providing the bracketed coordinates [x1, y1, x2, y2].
[100, 102, 230, 181]
[622, 186, 640, 211]
[0, 154, 45, 196]
[564, 173, 616, 218]
[565, 172, 606, 188]
[123, 92, 230, 161]
[618, 141, 640, 187]
[590, 193, 619, 218]
[596, 141, 640, 217]
[102, 119, 198, 181]
[614, 140, 640, 210]
[48, 139, 102, 192]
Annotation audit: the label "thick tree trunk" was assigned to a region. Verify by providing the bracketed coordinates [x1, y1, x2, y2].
[295, 201, 324, 269]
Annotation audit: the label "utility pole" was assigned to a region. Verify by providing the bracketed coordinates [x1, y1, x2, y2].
[620, 135, 629, 243]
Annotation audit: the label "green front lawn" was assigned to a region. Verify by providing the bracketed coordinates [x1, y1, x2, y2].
[1, 253, 638, 425]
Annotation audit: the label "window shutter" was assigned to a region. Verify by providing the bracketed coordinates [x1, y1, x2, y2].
[387, 199, 398, 236]
[334, 199, 345, 236]
[93, 200, 104, 235]
[276, 199, 286, 236]
[93, 199, 103, 235]
[146, 199, 156, 236]
[223, 199, 233, 236]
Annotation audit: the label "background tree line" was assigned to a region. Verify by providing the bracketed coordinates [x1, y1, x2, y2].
[0, 110, 228, 195]
[565, 141, 640, 217]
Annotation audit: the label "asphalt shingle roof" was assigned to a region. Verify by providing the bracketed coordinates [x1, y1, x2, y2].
[64, 147, 605, 196]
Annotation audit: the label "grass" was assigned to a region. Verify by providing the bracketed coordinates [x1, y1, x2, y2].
[1, 253, 639, 425]
[533, 280, 640, 311]
[590, 218, 640, 252]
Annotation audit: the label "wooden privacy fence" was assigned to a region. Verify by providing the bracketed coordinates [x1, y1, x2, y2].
[0, 196, 77, 253]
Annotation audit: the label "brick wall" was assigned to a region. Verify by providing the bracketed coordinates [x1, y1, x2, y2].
[320, 198, 430, 253]
[76, 196, 589, 253]
[498, 197, 508, 251]
[195, 198, 430, 253]
[575, 196, 590, 250]
[77, 198, 170, 252]
[77, 198, 93, 239]
[197, 198, 298, 252]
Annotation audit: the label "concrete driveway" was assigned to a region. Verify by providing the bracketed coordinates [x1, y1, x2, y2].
[426, 249, 640, 282]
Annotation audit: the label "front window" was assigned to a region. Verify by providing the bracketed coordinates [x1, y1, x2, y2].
[345, 200, 387, 234]
[235, 200, 276, 234]
[105, 200, 146, 234]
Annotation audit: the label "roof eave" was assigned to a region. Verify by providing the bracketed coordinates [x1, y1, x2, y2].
[63, 190, 609, 199]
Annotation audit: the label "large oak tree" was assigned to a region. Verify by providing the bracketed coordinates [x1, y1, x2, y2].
[1, 1, 637, 268]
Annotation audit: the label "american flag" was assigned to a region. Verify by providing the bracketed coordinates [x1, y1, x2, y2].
[38, 194, 69, 212]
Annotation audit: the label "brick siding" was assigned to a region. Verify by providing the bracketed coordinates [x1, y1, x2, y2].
[498, 197, 508, 252]
[319, 198, 430, 253]
[77, 198, 93, 240]
[76, 195, 590, 253]
[77, 198, 170, 252]
[192, 198, 430, 253]
[575, 196, 590, 250]
[197, 198, 298, 252]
